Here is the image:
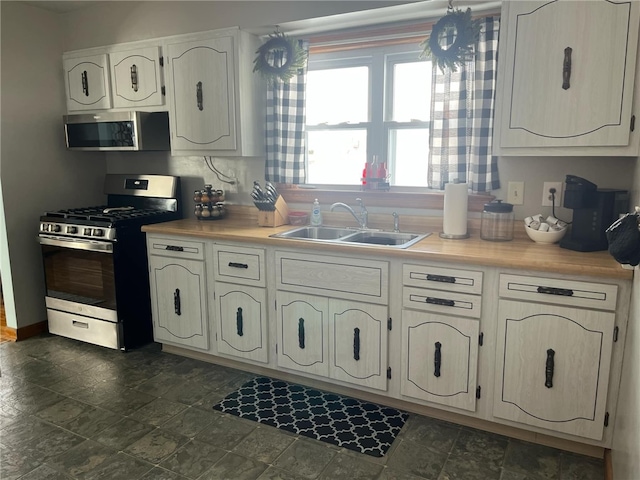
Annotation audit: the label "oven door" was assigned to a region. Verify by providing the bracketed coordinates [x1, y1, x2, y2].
[38, 234, 118, 322]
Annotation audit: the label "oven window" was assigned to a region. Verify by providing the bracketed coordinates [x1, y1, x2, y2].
[41, 245, 117, 311]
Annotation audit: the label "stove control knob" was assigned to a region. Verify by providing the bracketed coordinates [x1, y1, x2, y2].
[51, 224, 61, 233]
[66, 226, 77, 234]
[83, 228, 93, 236]
[92, 229, 104, 237]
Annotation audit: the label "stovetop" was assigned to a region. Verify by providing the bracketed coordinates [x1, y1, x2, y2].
[39, 205, 181, 241]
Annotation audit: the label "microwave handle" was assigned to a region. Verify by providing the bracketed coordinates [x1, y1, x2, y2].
[38, 235, 113, 253]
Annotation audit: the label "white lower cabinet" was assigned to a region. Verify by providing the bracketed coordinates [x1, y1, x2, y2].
[277, 291, 388, 391]
[276, 291, 329, 377]
[214, 282, 268, 363]
[401, 310, 479, 412]
[148, 239, 208, 350]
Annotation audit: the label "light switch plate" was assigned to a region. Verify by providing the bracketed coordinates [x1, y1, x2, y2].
[507, 181, 525, 205]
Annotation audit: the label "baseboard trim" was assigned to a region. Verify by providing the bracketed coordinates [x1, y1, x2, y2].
[604, 449, 613, 480]
[2, 321, 48, 342]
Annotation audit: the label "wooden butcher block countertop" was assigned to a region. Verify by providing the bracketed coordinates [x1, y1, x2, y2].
[142, 207, 633, 281]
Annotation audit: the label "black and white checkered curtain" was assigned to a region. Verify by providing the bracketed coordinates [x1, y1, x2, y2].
[428, 16, 500, 192]
[264, 40, 309, 184]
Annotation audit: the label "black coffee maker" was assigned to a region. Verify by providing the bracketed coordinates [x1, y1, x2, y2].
[559, 175, 629, 252]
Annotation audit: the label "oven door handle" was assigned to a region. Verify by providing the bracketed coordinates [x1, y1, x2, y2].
[38, 235, 113, 253]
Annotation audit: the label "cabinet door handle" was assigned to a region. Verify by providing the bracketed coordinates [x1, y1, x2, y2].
[537, 286, 573, 297]
[236, 307, 244, 336]
[165, 245, 184, 252]
[130, 64, 139, 92]
[298, 318, 305, 349]
[426, 297, 455, 307]
[434, 341, 442, 377]
[174, 288, 181, 315]
[353, 327, 360, 361]
[545, 349, 555, 388]
[562, 47, 572, 90]
[81, 70, 89, 96]
[196, 81, 203, 111]
[228, 262, 248, 269]
[426, 274, 455, 283]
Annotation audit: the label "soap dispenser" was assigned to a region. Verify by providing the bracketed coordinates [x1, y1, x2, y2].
[310, 199, 322, 226]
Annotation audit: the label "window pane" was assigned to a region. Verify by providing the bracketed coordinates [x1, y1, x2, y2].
[307, 130, 366, 185]
[306, 67, 369, 125]
[392, 61, 431, 122]
[388, 128, 429, 187]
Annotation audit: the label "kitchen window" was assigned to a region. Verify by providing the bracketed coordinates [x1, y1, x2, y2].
[306, 43, 431, 187]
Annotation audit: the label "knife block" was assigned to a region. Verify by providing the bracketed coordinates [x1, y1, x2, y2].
[257, 196, 289, 227]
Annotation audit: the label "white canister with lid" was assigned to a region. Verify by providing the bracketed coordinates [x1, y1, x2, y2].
[481, 200, 515, 241]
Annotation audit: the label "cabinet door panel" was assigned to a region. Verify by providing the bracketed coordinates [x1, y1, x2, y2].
[401, 310, 478, 412]
[277, 292, 329, 377]
[215, 283, 267, 363]
[329, 299, 388, 391]
[150, 257, 208, 349]
[499, 1, 639, 148]
[494, 299, 614, 440]
[167, 36, 236, 151]
[63, 54, 111, 111]
[110, 46, 164, 108]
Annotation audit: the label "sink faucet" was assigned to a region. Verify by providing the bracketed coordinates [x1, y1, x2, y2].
[392, 212, 400, 232]
[330, 198, 368, 229]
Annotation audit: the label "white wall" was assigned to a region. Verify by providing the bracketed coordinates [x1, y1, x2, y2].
[0, 2, 106, 329]
[612, 160, 640, 478]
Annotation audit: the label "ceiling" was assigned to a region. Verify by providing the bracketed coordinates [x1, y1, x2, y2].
[21, 1, 99, 13]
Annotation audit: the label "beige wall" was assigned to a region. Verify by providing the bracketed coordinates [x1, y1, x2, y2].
[0, 2, 106, 329]
[612, 158, 640, 478]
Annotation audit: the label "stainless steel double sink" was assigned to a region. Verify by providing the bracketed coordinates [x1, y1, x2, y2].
[270, 226, 430, 249]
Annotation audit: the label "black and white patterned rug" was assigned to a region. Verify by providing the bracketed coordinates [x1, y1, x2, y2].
[213, 376, 408, 457]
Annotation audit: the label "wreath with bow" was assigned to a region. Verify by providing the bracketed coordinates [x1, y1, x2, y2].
[253, 31, 308, 84]
[420, 7, 482, 73]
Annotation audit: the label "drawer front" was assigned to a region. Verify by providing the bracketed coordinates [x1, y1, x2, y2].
[403, 264, 483, 295]
[276, 251, 388, 304]
[47, 309, 119, 350]
[403, 287, 481, 319]
[499, 274, 618, 311]
[213, 244, 265, 287]
[147, 235, 204, 261]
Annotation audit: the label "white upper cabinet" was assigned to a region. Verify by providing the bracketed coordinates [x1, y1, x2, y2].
[164, 28, 264, 156]
[494, 0, 640, 155]
[110, 46, 164, 108]
[63, 53, 112, 111]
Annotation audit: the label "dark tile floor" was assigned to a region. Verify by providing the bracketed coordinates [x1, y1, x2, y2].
[1, 334, 605, 480]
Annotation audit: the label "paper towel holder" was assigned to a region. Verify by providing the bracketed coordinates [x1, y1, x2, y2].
[439, 231, 470, 239]
[440, 181, 470, 239]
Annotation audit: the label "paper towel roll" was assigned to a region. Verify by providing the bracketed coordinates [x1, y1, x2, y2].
[442, 183, 469, 238]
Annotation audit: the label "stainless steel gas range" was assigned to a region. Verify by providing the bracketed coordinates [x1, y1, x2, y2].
[38, 174, 181, 350]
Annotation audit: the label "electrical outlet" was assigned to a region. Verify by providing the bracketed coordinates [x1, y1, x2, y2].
[507, 181, 525, 205]
[225, 175, 239, 194]
[542, 182, 563, 207]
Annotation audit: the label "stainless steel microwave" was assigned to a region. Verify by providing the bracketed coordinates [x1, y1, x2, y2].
[63, 111, 170, 151]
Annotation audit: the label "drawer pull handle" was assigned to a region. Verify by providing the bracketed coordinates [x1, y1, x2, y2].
[196, 81, 203, 111]
[81, 70, 89, 96]
[72, 320, 89, 329]
[562, 47, 572, 90]
[434, 341, 442, 377]
[236, 307, 244, 336]
[426, 274, 455, 284]
[298, 318, 305, 349]
[165, 245, 184, 252]
[353, 327, 360, 361]
[228, 262, 249, 269]
[426, 297, 455, 307]
[545, 349, 555, 388]
[174, 288, 181, 315]
[537, 286, 573, 297]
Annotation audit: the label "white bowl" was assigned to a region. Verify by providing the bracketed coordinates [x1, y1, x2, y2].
[524, 224, 567, 244]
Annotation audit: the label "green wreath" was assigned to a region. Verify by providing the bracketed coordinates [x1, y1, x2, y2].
[420, 8, 482, 73]
[253, 32, 308, 84]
